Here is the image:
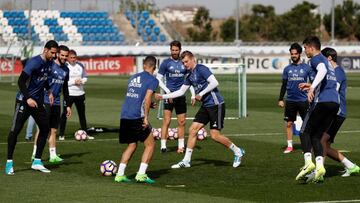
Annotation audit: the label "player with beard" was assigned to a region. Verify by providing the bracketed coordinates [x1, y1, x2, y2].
[157, 41, 195, 153]
[278, 43, 314, 153]
[31, 45, 72, 164]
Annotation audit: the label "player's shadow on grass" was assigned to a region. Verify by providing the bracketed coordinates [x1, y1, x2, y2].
[192, 158, 232, 167]
[324, 164, 344, 177]
[60, 152, 91, 159]
[167, 145, 202, 152]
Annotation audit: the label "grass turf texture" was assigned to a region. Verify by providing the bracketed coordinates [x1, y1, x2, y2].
[0, 73, 360, 202]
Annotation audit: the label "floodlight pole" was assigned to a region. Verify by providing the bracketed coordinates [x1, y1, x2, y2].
[331, 0, 335, 44]
[235, 0, 239, 42]
[28, 0, 32, 41]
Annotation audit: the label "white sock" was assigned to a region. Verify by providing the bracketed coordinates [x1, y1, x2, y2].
[183, 148, 193, 163]
[117, 163, 126, 176]
[7, 159, 13, 163]
[315, 156, 324, 169]
[304, 152, 312, 164]
[341, 157, 355, 169]
[161, 139, 167, 149]
[49, 148, 57, 159]
[229, 143, 241, 155]
[137, 163, 148, 175]
[178, 138, 185, 149]
[287, 140, 293, 148]
[32, 145, 37, 156]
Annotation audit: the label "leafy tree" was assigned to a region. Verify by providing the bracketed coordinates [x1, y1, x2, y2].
[220, 18, 236, 42]
[323, 0, 360, 40]
[187, 7, 213, 42]
[271, 1, 320, 41]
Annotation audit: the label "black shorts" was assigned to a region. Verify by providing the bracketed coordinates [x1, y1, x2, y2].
[45, 104, 61, 129]
[326, 115, 346, 143]
[194, 103, 225, 130]
[284, 101, 309, 122]
[119, 118, 151, 144]
[163, 96, 187, 115]
[301, 102, 339, 136]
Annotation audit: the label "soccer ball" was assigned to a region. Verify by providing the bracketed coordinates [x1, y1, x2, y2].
[197, 128, 207, 140]
[152, 128, 161, 140]
[168, 128, 178, 140]
[74, 130, 87, 141]
[100, 160, 118, 176]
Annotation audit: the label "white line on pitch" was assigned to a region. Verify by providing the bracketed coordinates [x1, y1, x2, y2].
[299, 199, 360, 203]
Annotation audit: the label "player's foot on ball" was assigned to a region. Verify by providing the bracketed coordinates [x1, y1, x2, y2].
[160, 148, 167, 153]
[233, 148, 245, 168]
[59, 136, 65, 141]
[342, 164, 360, 177]
[31, 159, 51, 173]
[296, 161, 315, 180]
[177, 148, 184, 154]
[115, 175, 131, 183]
[5, 161, 14, 175]
[135, 173, 155, 184]
[171, 161, 191, 169]
[283, 146, 293, 154]
[49, 155, 64, 164]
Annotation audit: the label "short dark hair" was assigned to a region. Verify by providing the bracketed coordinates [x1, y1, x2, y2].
[303, 36, 321, 50]
[321, 47, 337, 62]
[143, 56, 157, 69]
[69, 49, 77, 56]
[180, 50, 194, 60]
[44, 40, 58, 49]
[170, 40, 181, 49]
[289, 43, 302, 54]
[58, 45, 69, 53]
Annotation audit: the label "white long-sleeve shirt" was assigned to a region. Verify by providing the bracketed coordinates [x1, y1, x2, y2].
[67, 61, 88, 96]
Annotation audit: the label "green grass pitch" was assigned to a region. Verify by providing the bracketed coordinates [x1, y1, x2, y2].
[0, 73, 360, 202]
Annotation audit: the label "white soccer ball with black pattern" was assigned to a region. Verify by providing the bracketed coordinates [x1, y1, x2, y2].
[74, 130, 87, 141]
[152, 128, 161, 140]
[197, 128, 207, 140]
[100, 160, 118, 176]
[168, 128, 178, 140]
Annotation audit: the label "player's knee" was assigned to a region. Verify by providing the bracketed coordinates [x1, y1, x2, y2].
[286, 121, 293, 128]
[177, 119, 186, 127]
[188, 126, 198, 137]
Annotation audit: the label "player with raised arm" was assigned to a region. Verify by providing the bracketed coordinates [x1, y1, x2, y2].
[278, 43, 313, 153]
[5, 40, 58, 175]
[114, 56, 159, 184]
[157, 40, 195, 153]
[31, 45, 72, 163]
[296, 36, 340, 183]
[155, 50, 245, 169]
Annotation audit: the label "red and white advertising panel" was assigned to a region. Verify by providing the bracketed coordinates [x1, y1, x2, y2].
[0, 56, 135, 76]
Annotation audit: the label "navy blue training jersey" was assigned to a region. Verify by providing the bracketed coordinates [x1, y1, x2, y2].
[335, 66, 346, 117]
[16, 55, 52, 103]
[282, 63, 314, 102]
[310, 54, 339, 104]
[158, 58, 188, 92]
[121, 71, 159, 119]
[184, 64, 224, 107]
[44, 63, 69, 106]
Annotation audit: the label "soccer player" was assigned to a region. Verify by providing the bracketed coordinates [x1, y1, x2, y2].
[155, 50, 245, 169]
[31, 45, 72, 163]
[114, 56, 159, 184]
[58, 49, 92, 140]
[5, 40, 58, 175]
[157, 40, 195, 153]
[278, 43, 313, 153]
[319, 47, 359, 177]
[296, 36, 340, 182]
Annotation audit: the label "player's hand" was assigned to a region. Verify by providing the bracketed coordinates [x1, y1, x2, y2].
[307, 88, 315, 102]
[195, 94, 202, 101]
[75, 79, 82, 86]
[27, 98, 38, 108]
[168, 98, 173, 103]
[154, 93, 163, 100]
[150, 101, 157, 109]
[66, 107, 72, 118]
[191, 97, 196, 106]
[142, 117, 149, 128]
[48, 91, 54, 106]
[278, 100, 284, 108]
[299, 83, 311, 91]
